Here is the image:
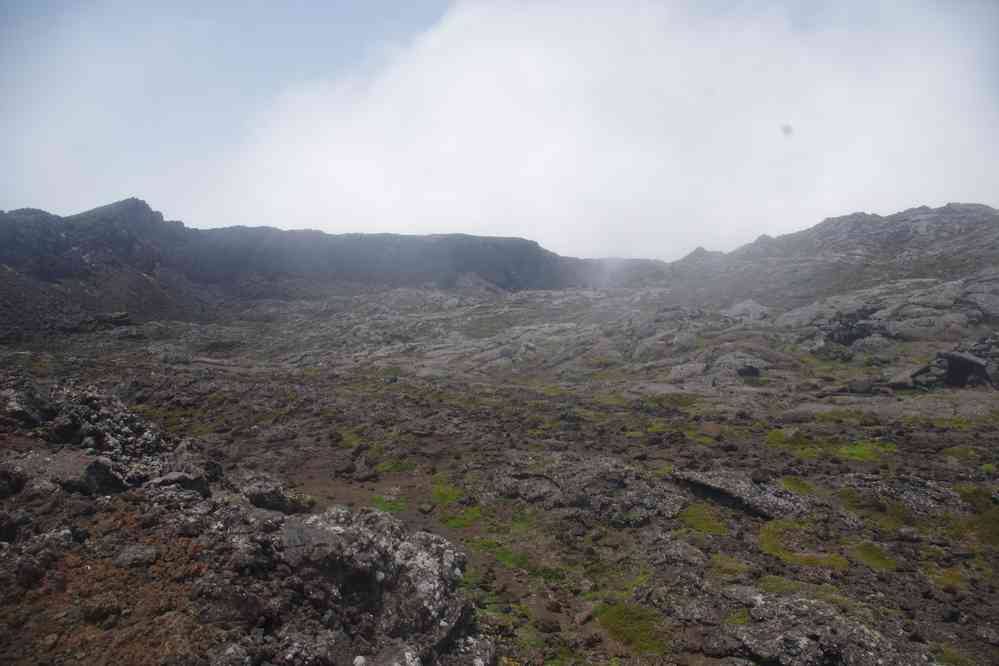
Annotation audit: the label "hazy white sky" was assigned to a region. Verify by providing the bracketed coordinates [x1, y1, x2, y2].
[3, 1, 998, 259]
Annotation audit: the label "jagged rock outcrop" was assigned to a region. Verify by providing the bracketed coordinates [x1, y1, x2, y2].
[482, 453, 687, 527]
[2, 199, 998, 341]
[0, 381, 493, 665]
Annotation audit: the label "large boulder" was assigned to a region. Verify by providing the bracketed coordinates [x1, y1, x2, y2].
[674, 470, 807, 519]
[242, 475, 314, 514]
[729, 594, 928, 665]
[489, 453, 687, 527]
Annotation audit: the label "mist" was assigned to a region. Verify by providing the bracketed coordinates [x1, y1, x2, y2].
[3, 1, 998, 259]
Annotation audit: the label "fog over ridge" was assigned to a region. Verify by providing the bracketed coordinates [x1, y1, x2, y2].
[3, 1, 998, 260]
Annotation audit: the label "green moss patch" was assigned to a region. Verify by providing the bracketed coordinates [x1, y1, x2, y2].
[646, 418, 669, 434]
[836, 439, 896, 462]
[442, 506, 482, 529]
[956, 483, 994, 512]
[473, 539, 533, 570]
[340, 428, 362, 448]
[651, 393, 700, 410]
[779, 476, 815, 495]
[371, 496, 406, 513]
[679, 502, 728, 535]
[758, 575, 804, 594]
[757, 575, 856, 612]
[710, 553, 751, 578]
[760, 520, 848, 570]
[955, 484, 999, 545]
[431, 477, 464, 506]
[594, 603, 668, 656]
[924, 564, 967, 591]
[849, 542, 896, 571]
[942, 446, 976, 461]
[724, 608, 750, 625]
[934, 644, 975, 666]
[815, 409, 880, 426]
[766, 429, 823, 459]
[683, 427, 716, 445]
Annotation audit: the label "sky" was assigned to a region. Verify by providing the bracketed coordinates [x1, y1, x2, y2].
[2, 1, 998, 260]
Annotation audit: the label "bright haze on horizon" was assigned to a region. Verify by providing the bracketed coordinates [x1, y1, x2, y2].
[2, 1, 998, 260]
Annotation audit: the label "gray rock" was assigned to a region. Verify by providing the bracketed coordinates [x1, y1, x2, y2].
[147, 471, 210, 497]
[277, 507, 476, 659]
[243, 476, 313, 514]
[114, 544, 160, 568]
[675, 469, 806, 519]
[1, 385, 54, 426]
[81, 458, 128, 495]
[490, 453, 687, 526]
[730, 595, 928, 665]
[722, 299, 771, 321]
[654, 539, 708, 567]
[0, 464, 27, 498]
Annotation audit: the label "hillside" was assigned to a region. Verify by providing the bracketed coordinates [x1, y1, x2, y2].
[2, 198, 998, 342]
[2, 197, 999, 665]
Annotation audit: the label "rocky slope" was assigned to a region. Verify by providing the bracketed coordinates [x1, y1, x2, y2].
[0, 380, 493, 665]
[633, 203, 999, 308]
[2, 198, 999, 665]
[2, 198, 996, 341]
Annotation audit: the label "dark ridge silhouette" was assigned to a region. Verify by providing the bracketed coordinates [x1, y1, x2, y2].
[1, 197, 997, 340]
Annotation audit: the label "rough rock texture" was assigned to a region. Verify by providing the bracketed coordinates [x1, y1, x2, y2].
[0, 382, 492, 665]
[485, 453, 687, 527]
[3, 198, 999, 665]
[730, 594, 928, 665]
[674, 470, 807, 519]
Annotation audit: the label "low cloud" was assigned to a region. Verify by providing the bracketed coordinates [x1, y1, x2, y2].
[8, 1, 999, 259]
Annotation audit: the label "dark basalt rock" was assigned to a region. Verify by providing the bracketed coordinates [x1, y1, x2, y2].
[0, 465, 27, 499]
[0, 381, 494, 665]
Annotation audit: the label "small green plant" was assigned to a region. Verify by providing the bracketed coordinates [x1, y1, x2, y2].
[431, 476, 464, 506]
[652, 463, 674, 479]
[766, 429, 787, 446]
[340, 428, 362, 448]
[679, 502, 728, 535]
[683, 427, 716, 445]
[766, 429, 823, 459]
[934, 644, 975, 666]
[759, 520, 848, 570]
[981, 463, 996, 475]
[646, 418, 669, 433]
[594, 603, 668, 656]
[516, 624, 545, 650]
[724, 608, 750, 625]
[371, 495, 406, 513]
[473, 539, 533, 570]
[375, 458, 416, 474]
